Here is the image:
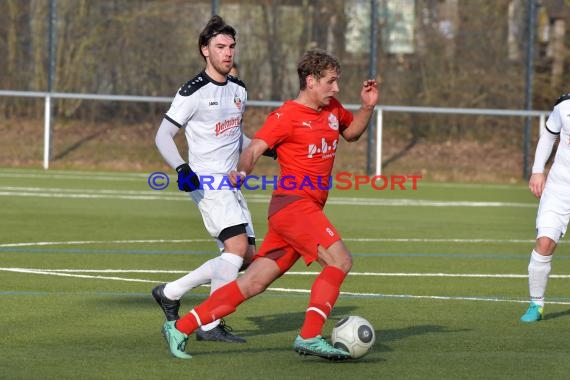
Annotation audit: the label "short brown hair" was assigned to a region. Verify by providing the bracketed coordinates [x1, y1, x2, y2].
[297, 49, 341, 90]
[198, 15, 236, 60]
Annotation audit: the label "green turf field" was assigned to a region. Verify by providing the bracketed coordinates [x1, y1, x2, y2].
[1, 168, 569, 379]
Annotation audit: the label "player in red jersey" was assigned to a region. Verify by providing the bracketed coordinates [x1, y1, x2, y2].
[160, 48, 378, 360]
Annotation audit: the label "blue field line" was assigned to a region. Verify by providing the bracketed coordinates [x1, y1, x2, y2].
[0, 290, 302, 299]
[0, 246, 561, 259]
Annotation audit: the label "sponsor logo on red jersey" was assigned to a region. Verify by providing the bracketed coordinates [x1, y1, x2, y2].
[328, 113, 339, 130]
[307, 138, 338, 159]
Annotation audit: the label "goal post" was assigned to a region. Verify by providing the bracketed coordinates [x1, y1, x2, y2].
[375, 108, 383, 176]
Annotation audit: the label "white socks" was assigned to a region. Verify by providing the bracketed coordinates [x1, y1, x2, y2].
[201, 252, 243, 331]
[210, 252, 243, 292]
[162, 252, 243, 331]
[528, 249, 552, 307]
[163, 258, 216, 300]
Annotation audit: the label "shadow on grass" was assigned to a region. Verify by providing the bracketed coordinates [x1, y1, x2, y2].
[238, 306, 359, 337]
[95, 296, 468, 364]
[102, 296, 360, 338]
[186, 342, 386, 364]
[183, 318, 460, 364]
[102, 295, 468, 358]
[544, 308, 570, 321]
[377, 324, 471, 353]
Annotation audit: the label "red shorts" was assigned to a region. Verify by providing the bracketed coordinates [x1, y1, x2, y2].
[255, 198, 341, 272]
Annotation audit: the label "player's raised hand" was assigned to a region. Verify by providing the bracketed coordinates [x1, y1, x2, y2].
[360, 79, 378, 109]
[529, 173, 546, 198]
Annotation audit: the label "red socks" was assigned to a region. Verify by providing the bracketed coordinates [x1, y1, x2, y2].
[175, 281, 246, 335]
[174, 266, 346, 339]
[299, 266, 346, 339]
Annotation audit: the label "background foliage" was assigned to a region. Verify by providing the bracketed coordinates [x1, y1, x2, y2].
[0, 0, 567, 179]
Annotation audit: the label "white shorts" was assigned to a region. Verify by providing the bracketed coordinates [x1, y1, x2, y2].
[536, 186, 570, 243]
[190, 187, 255, 245]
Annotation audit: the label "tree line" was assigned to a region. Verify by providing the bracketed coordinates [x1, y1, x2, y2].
[0, 0, 566, 139]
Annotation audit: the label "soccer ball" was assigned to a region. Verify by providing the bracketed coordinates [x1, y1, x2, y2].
[331, 315, 375, 359]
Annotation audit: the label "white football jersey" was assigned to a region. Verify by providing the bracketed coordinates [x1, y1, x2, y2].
[545, 95, 570, 189]
[165, 71, 247, 175]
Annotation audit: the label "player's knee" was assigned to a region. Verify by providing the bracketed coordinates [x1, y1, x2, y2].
[327, 251, 352, 273]
[249, 280, 268, 297]
[238, 279, 267, 298]
[535, 236, 557, 255]
[318, 244, 352, 273]
[220, 226, 249, 256]
[338, 253, 353, 273]
[236, 266, 273, 298]
[240, 245, 256, 270]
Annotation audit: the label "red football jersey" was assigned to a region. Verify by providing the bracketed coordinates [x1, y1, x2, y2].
[254, 98, 353, 205]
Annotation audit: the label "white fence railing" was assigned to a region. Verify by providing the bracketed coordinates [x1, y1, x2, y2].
[373, 105, 549, 176]
[0, 90, 549, 175]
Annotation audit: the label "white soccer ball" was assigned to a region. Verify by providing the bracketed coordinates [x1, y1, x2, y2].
[331, 315, 376, 359]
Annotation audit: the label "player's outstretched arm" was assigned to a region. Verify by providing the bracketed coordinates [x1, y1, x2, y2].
[342, 79, 378, 142]
[228, 138, 269, 186]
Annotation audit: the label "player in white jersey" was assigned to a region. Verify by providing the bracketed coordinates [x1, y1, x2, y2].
[520, 93, 570, 322]
[151, 15, 252, 343]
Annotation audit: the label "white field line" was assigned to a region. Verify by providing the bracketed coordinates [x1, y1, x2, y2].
[0, 186, 535, 207]
[0, 172, 148, 181]
[0, 268, 570, 278]
[3, 268, 570, 279]
[0, 239, 213, 248]
[267, 287, 570, 305]
[345, 238, 539, 243]
[324, 198, 534, 208]
[2, 267, 570, 305]
[0, 267, 156, 283]
[0, 186, 168, 195]
[3, 237, 559, 248]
